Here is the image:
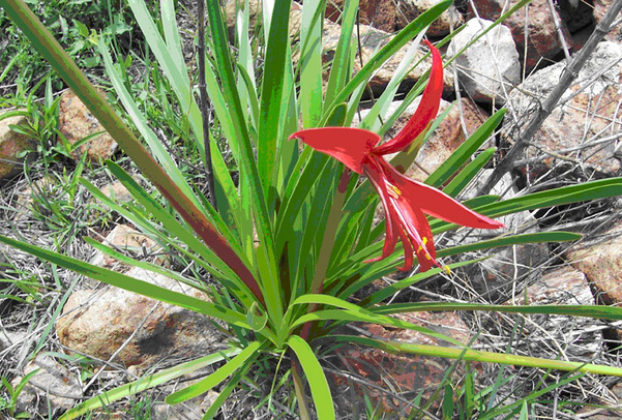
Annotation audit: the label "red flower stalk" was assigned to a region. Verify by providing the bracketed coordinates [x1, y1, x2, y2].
[289, 40, 504, 272]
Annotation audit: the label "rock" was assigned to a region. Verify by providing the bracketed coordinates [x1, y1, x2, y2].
[100, 180, 133, 203]
[504, 41, 622, 180]
[567, 221, 622, 306]
[448, 19, 520, 105]
[325, 0, 464, 36]
[89, 224, 168, 270]
[323, 19, 455, 96]
[466, 0, 578, 72]
[11, 354, 82, 415]
[503, 266, 601, 360]
[567, 221, 622, 346]
[461, 169, 550, 299]
[404, 97, 491, 182]
[398, 0, 465, 37]
[0, 112, 34, 180]
[333, 311, 471, 415]
[56, 266, 223, 368]
[224, 0, 302, 38]
[58, 90, 118, 164]
[326, 0, 397, 33]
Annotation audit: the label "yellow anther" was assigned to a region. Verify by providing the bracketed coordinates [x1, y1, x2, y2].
[424, 253, 432, 261]
[422, 237, 428, 246]
[443, 265, 451, 275]
[387, 184, 402, 198]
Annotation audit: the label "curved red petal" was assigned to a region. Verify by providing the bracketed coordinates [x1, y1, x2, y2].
[396, 229, 414, 272]
[390, 192, 440, 272]
[363, 159, 399, 263]
[289, 127, 380, 174]
[378, 159, 504, 229]
[373, 40, 443, 155]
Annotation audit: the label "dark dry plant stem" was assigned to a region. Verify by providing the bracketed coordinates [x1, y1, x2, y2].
[198, 0, 216, 210]
[477, 0, 622, 196]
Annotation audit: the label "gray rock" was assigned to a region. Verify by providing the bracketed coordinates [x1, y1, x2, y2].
[448, 19, 521, 105]
[12, 354, 82, 414]
[504, 41, 622, 178]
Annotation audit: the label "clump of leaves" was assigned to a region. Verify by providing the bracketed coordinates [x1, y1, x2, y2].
[2, 0, 622, 419]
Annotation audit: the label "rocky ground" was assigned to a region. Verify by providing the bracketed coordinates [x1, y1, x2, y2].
[2, 0, 622, 418]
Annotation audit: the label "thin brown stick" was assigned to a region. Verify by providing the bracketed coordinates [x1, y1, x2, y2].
[477, 0, 622, 196]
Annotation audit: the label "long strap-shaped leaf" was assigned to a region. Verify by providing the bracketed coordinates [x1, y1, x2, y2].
[0, 0, 263, 304]
[331, 335, 622, 377]
[59, 346, 242, 420]
[165, 341, 261, 404]
[288, 335, 336, 420]
[373, 302, 622, 320]
[289, 294, 463, 347]
[0, 234, 250, 329]
[204, 0, 279, 317]
[321, 0, 451, 122]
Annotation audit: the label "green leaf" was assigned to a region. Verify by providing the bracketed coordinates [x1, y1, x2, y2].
[442, 147, 497, 198]
[324, 0, 358, 106]
[426, 108, 506, 187]
[323, 0, 451, 120]
[82, 236, 208, 293]
[290, 294, 463, 346]
[201, 355, 254, 419]
[467, 179, 622, 223]
[287, 335, 335, 420]
[436, 231, 582, 258]
[59, 347, 242, 419]
[98, 38, 206, 213]
[166, 341, 261, 404]
[258, 0, 292, 190]
[372, 301, 622, 321]
[361, 258, 484, 306]
[0, 234, 251, 329]
[0, 0, 260, 301]
[330, 335, 622, 376]
[127, 0, 203, 155]
[299, 0, 324, 127]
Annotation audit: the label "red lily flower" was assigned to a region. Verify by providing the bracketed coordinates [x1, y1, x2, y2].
[289, 40, 504, 272]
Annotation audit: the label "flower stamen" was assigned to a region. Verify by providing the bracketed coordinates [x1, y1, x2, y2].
[387, 184, 402, 198]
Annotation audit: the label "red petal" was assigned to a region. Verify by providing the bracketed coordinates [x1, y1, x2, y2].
[389, 189, 440, 272]
[378, 159, 505, 229]
[363, 160, 399, 263]
[289, 127, 380, 174]
[373, 40, 443, 155]
[396, 229, 414, 271]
